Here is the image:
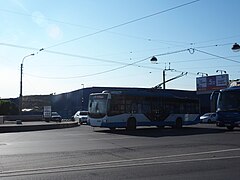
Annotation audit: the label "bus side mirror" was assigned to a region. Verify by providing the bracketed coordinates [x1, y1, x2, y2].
[210, 90, 220, 101]
[210, 90, 220, 112]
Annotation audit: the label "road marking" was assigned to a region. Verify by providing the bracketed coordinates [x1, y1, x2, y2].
[1, 155, 240, 178]
[88, 136, 137, 141]
[1, 147, 240, 178]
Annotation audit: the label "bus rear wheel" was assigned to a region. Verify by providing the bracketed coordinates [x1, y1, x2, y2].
[157, 125, 164, 129]
[126, 118, 136, 131]
[109, 127, 116, 131]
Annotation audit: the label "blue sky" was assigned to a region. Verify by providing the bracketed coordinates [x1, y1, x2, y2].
[0, 0, 240, 98]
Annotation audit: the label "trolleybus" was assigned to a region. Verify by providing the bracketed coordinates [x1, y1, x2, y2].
[88, 88, 200, 130]
[212, 86, 240, 130]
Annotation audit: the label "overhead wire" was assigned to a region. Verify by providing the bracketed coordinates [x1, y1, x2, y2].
[194, 48, 240, 64]
[0, 8, 191, 47]
[2, 2, 239, 49]
[2, 0, 239, 56]
[2, 0, 239, 87]
[25, 49, 191, 79]
[43, 0, 200, 49]
[0, 42, 38, 51]
[1, 41, 239, 79]
[190, 34, 240, 45]
[25, 56, 150, 79]
[0, 8, 92, 30]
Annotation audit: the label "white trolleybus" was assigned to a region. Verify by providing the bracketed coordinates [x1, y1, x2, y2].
[88, 89, 200, 130]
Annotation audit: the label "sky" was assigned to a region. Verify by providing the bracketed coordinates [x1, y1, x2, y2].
[0, 0, 240, 98]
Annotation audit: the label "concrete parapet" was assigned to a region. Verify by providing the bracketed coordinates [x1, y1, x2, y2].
[0, 115, 43, 124]
[0, 121, 79, 133]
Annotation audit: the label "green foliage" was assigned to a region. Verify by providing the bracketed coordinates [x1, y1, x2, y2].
[0, 100, 19, 115]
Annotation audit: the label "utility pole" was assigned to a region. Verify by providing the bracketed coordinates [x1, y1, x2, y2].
[150, 57, 187, 89]
[19, 54, 35, 115]
[163, 63, 174, 89]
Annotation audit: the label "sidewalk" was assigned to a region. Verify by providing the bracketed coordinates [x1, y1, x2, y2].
[0, 121, 79, 133]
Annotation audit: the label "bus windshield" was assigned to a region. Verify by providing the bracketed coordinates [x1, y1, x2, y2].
[218, 91, 240, 111]
[88, 94, 108, 118]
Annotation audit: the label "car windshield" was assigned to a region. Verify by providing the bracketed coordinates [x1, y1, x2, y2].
[51, 112, 58, 115]
[80, 111, 88, 115]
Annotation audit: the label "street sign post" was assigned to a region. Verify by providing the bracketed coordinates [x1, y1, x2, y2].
[43, 106, 51, 121]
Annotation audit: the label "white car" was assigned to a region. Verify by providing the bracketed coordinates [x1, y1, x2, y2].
[200, 113, 217, 123]
[73, 111, 88, 124]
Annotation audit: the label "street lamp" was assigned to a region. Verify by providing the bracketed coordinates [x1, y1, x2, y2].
[197, 72, 208, 77]
[216, 70, 227, 75]
[231, 43, 240, 52]
[150, 56, 158, 64]
[19, 53, 35, 115]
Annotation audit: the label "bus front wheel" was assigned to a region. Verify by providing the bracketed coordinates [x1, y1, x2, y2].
[227, 126, 234, 131]
[175, 118, 183, 129]
[126, 118, 136, 131]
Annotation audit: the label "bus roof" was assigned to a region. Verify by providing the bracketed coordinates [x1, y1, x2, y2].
[91, 88, 198, 100]
[220, 86, 240, 92]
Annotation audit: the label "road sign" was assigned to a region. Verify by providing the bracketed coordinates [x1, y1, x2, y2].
[43, 106, 51, 119]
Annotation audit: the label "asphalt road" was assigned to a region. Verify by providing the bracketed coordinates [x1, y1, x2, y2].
[0, 124, 240, 180]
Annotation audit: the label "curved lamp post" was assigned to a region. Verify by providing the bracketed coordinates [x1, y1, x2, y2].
[19, 53, 35, 115]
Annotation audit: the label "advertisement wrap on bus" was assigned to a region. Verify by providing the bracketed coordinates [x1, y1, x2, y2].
[88, 89, 200, 130]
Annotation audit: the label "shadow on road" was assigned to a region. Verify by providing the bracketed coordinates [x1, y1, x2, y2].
[95, 125, 234, 138]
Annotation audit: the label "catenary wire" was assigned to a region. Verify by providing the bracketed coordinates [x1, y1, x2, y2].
[194, 48, 240, 64]
[44, 0, 200, 49]
[25, 49, 191, 79]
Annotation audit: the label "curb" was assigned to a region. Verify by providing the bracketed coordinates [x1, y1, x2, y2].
[0, 121, 80, 133]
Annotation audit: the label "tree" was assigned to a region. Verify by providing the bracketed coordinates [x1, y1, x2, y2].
[0, 100, 19, 115]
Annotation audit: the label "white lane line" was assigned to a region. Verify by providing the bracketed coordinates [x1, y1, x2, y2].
[1, 155, 240, 178]
[77, 155, 240, 171]
[88, 136, 137, 141]
[1, 147, 240, 176]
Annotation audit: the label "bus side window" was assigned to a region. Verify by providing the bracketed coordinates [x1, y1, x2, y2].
[138, 104, 142, 113]
[132, 103, 137, 113]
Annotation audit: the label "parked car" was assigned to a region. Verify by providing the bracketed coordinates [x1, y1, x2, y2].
[51, 112, 62, 122]
[73, 111, 88, 124]
[200, 113, 217, 123]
